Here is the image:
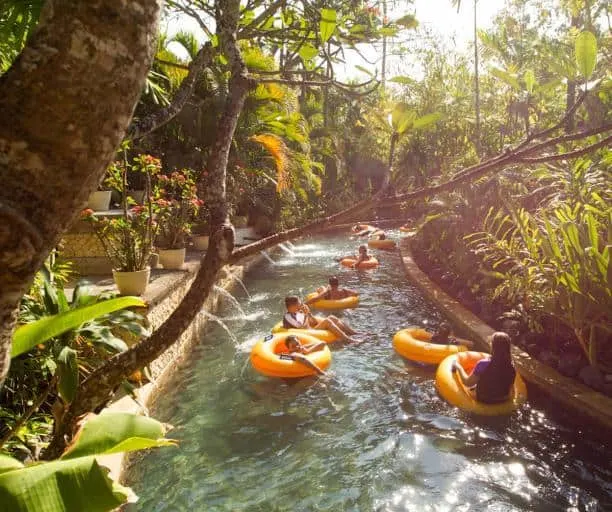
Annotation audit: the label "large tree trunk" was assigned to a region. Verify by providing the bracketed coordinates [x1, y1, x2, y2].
[0, 0, 161, 387]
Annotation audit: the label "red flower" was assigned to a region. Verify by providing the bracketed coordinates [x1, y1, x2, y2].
[190, 198, 204, 208]
[156, 198, 171, 207]
[131, 205, 146, 215]
[158, 174, 169, 182]
[80, 208, 95, 218]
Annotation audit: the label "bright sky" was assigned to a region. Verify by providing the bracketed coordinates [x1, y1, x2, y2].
[166, 0, 508, 80]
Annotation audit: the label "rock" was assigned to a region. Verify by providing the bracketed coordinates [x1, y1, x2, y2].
[538, 350, 559, 369]
[605, 374, 612, 383]
[578, 365, 605, 391]
[603, 383, 612, 398]
[557, 354, 584, 378]
[525, 343, 541, 358]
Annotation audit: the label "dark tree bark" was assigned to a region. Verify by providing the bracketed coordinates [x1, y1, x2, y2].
[0, 0, 161, 387]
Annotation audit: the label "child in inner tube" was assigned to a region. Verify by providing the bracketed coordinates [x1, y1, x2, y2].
[452, 332, 516, 404]
[279, 335, 327, 376]
[335, 244, 374, 269]
[430, 323, 474, 349]
[305, 276, 358, 304]
[282, 296, 359, 343]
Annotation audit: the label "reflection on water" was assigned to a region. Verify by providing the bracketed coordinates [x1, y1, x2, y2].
[128, 234, 612, 511]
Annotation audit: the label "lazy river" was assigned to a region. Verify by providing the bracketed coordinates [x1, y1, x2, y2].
[128, 232, 612, 511]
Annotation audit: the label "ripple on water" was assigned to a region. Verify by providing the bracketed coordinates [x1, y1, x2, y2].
[129, 234, 612, 511]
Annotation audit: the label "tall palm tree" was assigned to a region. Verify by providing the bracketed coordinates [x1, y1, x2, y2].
[452, 0, 481, 156]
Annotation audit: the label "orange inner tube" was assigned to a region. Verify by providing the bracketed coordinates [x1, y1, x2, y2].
[340, 257, 379, 269]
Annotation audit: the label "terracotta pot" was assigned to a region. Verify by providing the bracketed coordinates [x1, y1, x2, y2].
[193, 235, 209, 251]
[112, 267, 150, 296]
[87, 190, 112, 211]
[159, 248, 186, 270]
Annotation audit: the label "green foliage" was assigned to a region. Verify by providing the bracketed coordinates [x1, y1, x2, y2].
[0, 413, 175, 512]
[574, 30, 597, 79]
[319, 8, 337, 43]
[12, 296, 146, 359]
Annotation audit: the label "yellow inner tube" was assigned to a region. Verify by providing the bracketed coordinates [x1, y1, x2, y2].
[368, 239, 396, 249]
[340, 257, 379, 269]
[271, 317, 339, 343]
[435, 351, 528, 416]
[251, 332, 331, 378]
[305, 291, 359, 310]
[393, 327, 468, 365]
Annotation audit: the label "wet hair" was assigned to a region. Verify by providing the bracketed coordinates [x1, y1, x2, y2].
[490, 332, 512, 365]
[437, 323, 451, 336]
[358, 244, 367, 253]
[328, 276, 339, 287]
[379, 233, 386, 240]
[285, 296, 300, 308]
[285, 335, 300, 348]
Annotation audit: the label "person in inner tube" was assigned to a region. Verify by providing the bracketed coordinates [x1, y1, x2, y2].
[305, 276, 358, 304]
[430, 323, 474, 349]
[283, 296, 359, 343]
[452, 332, 516, 404]
[279, 335, 327, 376]
[351, 223, 376, 237]
[335, 244, 373, 269]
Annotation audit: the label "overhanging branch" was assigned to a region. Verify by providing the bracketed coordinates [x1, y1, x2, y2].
[126, 43, 213, 141]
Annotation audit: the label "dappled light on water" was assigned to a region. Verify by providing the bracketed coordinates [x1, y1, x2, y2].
[129, 234, 611, 511]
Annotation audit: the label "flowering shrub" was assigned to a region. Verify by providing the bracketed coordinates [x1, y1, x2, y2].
[154, 169, 204, 249]
[83, 148, 161, 272]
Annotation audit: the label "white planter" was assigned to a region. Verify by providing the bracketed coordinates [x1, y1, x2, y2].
[193, 235, 209, 251]
[159, 248, 186, 270]
[87, 190, 112, 211]
[112, 267, 150, 296]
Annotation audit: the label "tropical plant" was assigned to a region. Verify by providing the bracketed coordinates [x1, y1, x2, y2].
[0, 411, 175, 512]
[84, 146, 161, 272]
[155, 168, 203, 249]
[1, 265, 148, 453]
[466, 193, 611, 368]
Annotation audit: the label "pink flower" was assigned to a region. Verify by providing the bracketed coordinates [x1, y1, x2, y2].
[80, 208, 95, 218]
[190, 198, 204, 208]
[158, 175, 169, 182]
[156, 198, 170, 207]
[131, 205, 146, 215]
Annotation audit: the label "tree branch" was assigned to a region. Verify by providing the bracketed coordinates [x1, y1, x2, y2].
[127, 43, 214, 141]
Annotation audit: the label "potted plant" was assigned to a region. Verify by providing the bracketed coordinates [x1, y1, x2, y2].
[191, 207, 210, 251]
[155, 168, 203, 269]
[83, 148, 161, 295]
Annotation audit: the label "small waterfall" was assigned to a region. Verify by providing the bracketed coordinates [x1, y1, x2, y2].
[260, 250, 276, 265]
[213, 285, 246, 318]
[199, 310, 239, 345]
[285, 241, 296, 249]
[278, 243, 296, 256]
[223, 270, 251, 299]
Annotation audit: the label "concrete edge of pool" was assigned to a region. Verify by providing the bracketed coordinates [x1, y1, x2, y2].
[398, 235, 612, 437]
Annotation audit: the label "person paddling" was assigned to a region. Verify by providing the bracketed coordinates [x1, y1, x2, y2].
[305, 276, 358, 304]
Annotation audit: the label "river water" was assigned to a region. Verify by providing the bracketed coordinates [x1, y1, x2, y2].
[128, 232, 612, 511]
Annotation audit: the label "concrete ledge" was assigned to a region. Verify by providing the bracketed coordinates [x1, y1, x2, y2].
[398, 236, 612, 434]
